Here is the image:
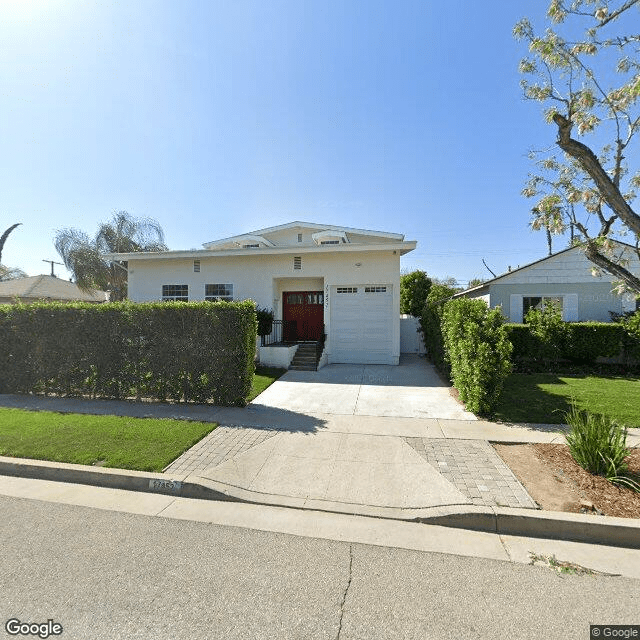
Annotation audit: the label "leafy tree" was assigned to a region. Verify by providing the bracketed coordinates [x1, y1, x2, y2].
[400, 270, 432, 316]
[0, 265, 27, 281]
[55, 211, 167, 301]
[515, 0, 640, 293]
[468, 277, 486, 288]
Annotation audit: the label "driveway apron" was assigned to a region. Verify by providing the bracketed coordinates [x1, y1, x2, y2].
[250, 354, 477, 420]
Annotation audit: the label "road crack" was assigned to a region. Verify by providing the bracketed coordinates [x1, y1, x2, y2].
[336, 544, 353, 640]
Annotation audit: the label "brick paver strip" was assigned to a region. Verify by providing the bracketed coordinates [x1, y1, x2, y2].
[164, 425, 278, 476]
[403, 437, 538, 509]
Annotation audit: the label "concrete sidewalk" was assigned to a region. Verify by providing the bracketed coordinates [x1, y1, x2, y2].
[1, 392, 639, 549]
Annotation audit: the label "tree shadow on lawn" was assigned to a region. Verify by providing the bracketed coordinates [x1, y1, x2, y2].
[493, 371, 640, 426]
[493, 374, 572, 424]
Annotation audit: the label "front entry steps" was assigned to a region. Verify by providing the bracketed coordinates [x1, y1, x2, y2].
[289, 342, 321, 371]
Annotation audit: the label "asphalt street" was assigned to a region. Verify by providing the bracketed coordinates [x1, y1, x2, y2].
[0, 494, 638, 640]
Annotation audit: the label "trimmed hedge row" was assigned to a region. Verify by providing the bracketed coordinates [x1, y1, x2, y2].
[0, 300, 257, 405]
[505, 322, 639, 364]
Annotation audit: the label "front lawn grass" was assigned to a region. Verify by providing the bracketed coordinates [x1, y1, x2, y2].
[493, 373, 640, 427]
[249, 365, 287, 401]
[0, 408, 216, 471]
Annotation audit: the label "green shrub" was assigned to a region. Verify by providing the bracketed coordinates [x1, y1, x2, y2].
[256, 306, 274, 337]
[0, 300, 257, 406]
[507, 318, 629, 367]
[400, 270, 432, 316]
[564, 323, 624, 363]
[564, 402, 638, 490]
[621, 311, 640, 361]
[504, 323, 542, 361]
[419, 284, 457, 377]
[441, 299, 512, 415]
[524, 299, 568, 361]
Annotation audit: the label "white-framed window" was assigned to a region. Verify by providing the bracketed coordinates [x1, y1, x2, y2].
[365, 285, 387, 293]
[205, 284, 233, 301]
[162, 284, 188, 301]
[337, 287, 358, 294]
[510, 293, 578, 322]
[523, 296, 563, 319]
[297, 233, 303, 243]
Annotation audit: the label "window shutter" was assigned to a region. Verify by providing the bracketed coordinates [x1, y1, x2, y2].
[509, 294, 523, 323]
[563, 294, 579, 321]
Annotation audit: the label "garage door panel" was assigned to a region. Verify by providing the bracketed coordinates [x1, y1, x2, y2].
[330, 285, 394, 364]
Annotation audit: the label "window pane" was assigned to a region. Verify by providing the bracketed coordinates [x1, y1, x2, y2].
[205, 283, 233, 301]
[162, 284, 188, 301]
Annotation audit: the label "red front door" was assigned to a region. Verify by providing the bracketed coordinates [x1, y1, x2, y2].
[283, 291, 324, 341]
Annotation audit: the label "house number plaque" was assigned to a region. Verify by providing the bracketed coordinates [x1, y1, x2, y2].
[149, 479, 182, 493]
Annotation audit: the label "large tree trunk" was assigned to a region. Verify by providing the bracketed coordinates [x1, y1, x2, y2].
[553, 114, 640, 236]
[0, 223, 22, 265]
[553, 114, 640, 294]
[584, 241, 640, 293]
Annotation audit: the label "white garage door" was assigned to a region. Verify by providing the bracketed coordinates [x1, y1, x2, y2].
[330, 285, 394, 364]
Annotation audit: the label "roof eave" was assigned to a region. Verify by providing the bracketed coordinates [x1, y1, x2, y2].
[108, 241, 417, 261]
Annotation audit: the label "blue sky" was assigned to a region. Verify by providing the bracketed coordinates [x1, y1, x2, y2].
[1, 0, 558, 286]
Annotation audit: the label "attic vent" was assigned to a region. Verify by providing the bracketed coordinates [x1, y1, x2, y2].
[193, 260, 200, 273]
[293, 256, 302, 270]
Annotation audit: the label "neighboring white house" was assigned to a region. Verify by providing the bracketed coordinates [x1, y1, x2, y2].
[109, 221, 416, 365]
[454, 242, 639, 323]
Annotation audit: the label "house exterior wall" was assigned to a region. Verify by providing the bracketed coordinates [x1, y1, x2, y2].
[455, 246, 640, 322]
[490, 281, 632, 322]
[126, 249, 402, 363]
[495, 246, 640, 285]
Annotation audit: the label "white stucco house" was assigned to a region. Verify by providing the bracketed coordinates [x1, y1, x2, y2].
[455, 242, 639, 323]
[109, 221, 416, 367]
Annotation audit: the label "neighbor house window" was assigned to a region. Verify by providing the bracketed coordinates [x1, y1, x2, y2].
[243, 244, 260, 248]
[162, 284, 188, 301]
[205, 284, 233, 301]
[293, 256, 302, 270]
[320, 240, 339, 245]
[523, 296, 563, 320]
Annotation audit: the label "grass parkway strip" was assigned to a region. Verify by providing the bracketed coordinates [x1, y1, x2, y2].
[0, 408, 217, 472]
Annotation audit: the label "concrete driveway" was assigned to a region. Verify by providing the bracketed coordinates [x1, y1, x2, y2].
[251, 354, 477, 420]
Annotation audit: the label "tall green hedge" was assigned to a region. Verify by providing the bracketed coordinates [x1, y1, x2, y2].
[505, 321, 636, 365]
[419, 284, 458, 378]
[0, 300, 257, 406]
[441, 299, 512, 416]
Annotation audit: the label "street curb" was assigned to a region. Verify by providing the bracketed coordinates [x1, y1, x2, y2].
[2, 456, 638, 550]
[0, 456, 234, 504]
